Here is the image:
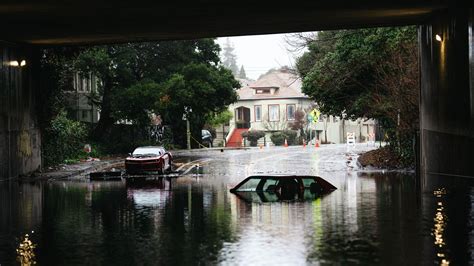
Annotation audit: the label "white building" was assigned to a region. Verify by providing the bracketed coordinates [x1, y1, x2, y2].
[222, 69, 375, 147]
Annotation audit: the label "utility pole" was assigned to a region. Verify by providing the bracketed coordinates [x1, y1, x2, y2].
[186, 119, 191, 150]
[183, 106, 192, 150]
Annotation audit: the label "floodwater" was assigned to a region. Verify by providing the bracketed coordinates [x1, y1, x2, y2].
[1, 149, 474, 265]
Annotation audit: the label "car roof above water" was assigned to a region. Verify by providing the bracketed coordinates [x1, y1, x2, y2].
[132, 146, 165, 156]
[230, 175, 337, 192]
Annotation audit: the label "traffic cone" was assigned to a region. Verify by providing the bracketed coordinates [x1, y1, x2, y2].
[315, 139, 320, 148]
[303, 140, 306, 148]
[284, 139, 288, 147]
[259, 144, 263, 149]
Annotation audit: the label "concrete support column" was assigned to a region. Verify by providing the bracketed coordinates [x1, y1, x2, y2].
[0, 44, 41, 178]
[419, 8, 474, 181]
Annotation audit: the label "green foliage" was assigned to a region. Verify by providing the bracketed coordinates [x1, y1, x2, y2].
[270, 132, 286, 146]
[73, 39, 239, 148]
[298, 27, 417, 120]
[208, 110, 233, 127]
[241, 130, 265, 146]
[296, 27, 419, 167]
[38, 47, 81, 130]
[156, 63, 239, 147]
[43, 111, 88, 166]
[113, 81, 162, 125]
[270, 130, 297, 146]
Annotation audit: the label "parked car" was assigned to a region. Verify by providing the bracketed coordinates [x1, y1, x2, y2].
[201, 129, 213, 147]
[230, 175, 337, 202]
[125, 146, 172, 175]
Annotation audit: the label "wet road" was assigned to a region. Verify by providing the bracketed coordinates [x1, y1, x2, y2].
[1, 144, 474, 265]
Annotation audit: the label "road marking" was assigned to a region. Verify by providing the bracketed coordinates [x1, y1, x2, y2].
[175, 158, 212, 172]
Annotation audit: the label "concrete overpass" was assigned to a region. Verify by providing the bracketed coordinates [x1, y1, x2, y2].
[0, 1, 473, 185]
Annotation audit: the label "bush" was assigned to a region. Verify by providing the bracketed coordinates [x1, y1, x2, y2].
[270, 132, 286, 146]
[43, 110, 87, 166]
[241, 130, 266, 146]
[282, 130, 297, 145]
[270, 130, 298, 146]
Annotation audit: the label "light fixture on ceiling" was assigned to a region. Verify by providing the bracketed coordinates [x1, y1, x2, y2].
[7, 60, 27, 67]
[435, 34, 443, 42]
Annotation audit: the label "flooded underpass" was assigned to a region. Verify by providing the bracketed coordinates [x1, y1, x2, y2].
[1, 145, 474, 265]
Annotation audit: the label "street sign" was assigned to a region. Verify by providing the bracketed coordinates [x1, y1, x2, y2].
[309, 109, 320, 123]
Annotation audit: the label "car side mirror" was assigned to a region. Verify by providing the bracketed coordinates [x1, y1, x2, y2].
[128, 153, 132, 156]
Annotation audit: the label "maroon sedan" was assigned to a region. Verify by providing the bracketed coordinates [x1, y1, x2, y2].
[125, 146, 172, 175]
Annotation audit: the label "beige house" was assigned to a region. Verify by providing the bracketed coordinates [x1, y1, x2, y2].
[222, 69, 375, 147]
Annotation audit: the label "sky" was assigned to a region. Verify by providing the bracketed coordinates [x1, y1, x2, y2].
[216, 34, 304, 80]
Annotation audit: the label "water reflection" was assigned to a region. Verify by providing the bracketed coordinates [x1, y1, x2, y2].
[16, 233, 36, 266]
[0, 171, 474, 265]
[432, 188, 449, 265]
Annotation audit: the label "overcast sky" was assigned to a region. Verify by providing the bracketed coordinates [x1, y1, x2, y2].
[216, 34, 303, 80]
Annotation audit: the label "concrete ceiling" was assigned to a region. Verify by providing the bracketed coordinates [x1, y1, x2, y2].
[0, 1, 448, 45]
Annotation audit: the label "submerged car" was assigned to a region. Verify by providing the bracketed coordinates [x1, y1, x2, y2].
[230, 175, 336, 202]
[125, 146, 172, 175]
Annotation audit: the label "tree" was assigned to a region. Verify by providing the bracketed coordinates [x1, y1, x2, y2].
[221, 38, 239, 76]
[238, 65, 247, 79]
[74, 39, 238, 146]
[296, 26, 419, 164]
[156, 64, 239, 147]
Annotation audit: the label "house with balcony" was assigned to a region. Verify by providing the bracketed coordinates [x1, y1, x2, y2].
[223, 69, 375, 147]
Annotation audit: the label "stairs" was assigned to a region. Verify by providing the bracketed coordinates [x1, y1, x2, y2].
[226, 128, 248, 147]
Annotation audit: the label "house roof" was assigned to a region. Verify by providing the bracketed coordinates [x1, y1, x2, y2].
[237, 70, 309, 100]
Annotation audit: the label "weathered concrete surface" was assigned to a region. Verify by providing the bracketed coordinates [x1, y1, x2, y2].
[34, 158, 124, 180]
[0, 2, 444, 45]
[0, 44, 41, 178]
[419, 8, 474, 180]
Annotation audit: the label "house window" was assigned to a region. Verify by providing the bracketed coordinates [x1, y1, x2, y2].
[254, 105, 262, 121]
[256, 89, 271, 94]
[268, 105, 280, 121]
[287, 104, 296, 121]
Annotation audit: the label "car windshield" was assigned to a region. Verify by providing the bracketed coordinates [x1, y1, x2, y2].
[132, 147, 162, 156]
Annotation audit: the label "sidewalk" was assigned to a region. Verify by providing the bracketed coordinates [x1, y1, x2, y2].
[33, 157, 124, 180]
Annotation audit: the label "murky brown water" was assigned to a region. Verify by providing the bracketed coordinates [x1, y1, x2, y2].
[1, 168, 474, 265]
